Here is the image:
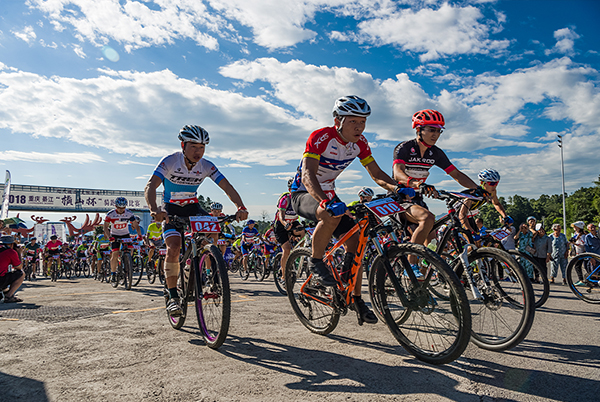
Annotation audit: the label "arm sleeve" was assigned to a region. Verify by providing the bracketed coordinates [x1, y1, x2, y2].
[153, 155, 170, 181]
[433, 147, 457, 174]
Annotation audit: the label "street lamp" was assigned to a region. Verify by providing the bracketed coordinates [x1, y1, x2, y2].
[557, 135, 567, 235]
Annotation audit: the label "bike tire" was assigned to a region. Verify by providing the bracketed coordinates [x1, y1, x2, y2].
[51, 261, 58, 282]
[194, 244, 231, 349]
[457, 247, 535, 351]
[254, 255, 266, 281]
[285, 247, 340, 335]
[131, 256, 143, 287]
[566, 253, 600, 304]
[168, 255, 189, 330]
[273, 252, 287, 296]
[239, 259, 250, 280]
[507, 250, 550, 308]
[146, 258, 157, 284]
[123, 253, 133, 290]
[373, 243, 471, 365]
[65, 263, 72, 279]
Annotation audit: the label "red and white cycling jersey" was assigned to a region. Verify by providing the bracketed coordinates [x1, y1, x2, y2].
[105, 208, 136, 236]
[290, 126, 374, 199]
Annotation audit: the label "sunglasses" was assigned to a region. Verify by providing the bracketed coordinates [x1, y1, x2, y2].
[485, 181, 499, 187]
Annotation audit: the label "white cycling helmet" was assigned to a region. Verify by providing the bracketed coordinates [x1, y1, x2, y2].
[358, 187, 374, 198]
[178, 125, 210, 144]
[332, 96, 371, 118]
[478, 169, 501, 183]
[210, 202, 223, 210]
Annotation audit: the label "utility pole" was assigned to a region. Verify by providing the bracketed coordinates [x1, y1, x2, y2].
[557, 135, 567, 235]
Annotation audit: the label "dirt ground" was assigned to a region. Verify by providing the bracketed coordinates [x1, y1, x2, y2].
[1, 275, 599, 402]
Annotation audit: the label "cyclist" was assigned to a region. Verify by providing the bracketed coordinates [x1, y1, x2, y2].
[90, 233, 110, 280]
[290, 95, 413, 325]
[348, 187, 374, 207]
[241, 220, 261, 274]
[209, 202, 230, 256]
[274, 179, 305, 280]
[145, 219, 164, 280]
[457, 169, 513, 240]
[23, 237, 42, 279]
[392, 109, 480, 277]
[145, 125, 248, 317]
[44, 235, 63, 276]
[103, 197, 142, 284]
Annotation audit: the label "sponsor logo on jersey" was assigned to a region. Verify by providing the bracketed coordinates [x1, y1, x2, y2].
[314, 133, 329, 148]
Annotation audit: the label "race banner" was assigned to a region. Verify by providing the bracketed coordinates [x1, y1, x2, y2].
[0, 183, 162, 212]
[0, 170, 11, 219]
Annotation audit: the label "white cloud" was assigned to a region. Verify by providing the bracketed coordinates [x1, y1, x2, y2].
[265, 172, 297, 180]
[118, 160, 155, 166]
[0, 150, 104, 164]
[0, 65, 315, 165]
[545, 27, 580, 56]
[349, 3, 511, 61]
[27, 0, 225, 52]
[224, 163, 252, 168]
[11, 25, 37, 43]
[73, 44, 86, 58]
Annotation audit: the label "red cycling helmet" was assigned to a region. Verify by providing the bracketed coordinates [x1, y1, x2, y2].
[412, 109, 445, 129]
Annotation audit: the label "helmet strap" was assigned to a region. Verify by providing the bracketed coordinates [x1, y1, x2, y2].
[336, 116, 355, 144]
[416, 128, 432, 148]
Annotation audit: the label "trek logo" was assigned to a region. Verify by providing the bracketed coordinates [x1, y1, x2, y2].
[313, 133, 329, 148]
[169, 175, 202, 183]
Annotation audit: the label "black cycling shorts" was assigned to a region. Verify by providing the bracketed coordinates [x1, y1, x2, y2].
[111, 234, 132, 251]
[163, 203, 209, 239]
[291, 191, 354, 238]
[274, 220, 303, 245]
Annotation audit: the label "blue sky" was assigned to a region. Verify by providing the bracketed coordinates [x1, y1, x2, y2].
[1, 0, 599, 225]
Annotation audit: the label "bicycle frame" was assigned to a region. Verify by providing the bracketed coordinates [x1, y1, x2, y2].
[298, 201, 432, 312]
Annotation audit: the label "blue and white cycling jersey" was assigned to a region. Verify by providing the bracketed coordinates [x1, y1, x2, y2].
[153, 152, 225, 206]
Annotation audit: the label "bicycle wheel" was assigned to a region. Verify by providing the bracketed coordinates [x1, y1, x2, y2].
[168, 255, 190, 330]
[285, 247, 340, 335]
[508, 250, 550, 308]
[64, 263, 72, 279]
[158, 257, 166, 285]
[131, 256, 143, 287]
[83, 261, 91, 278]
[254, 255, 266, 281]
[273, 252, 287, 295]
[239, 258, 250, 280]
[373, 243, 471, 365]
[51, 261, 58, 282]
[458, 247, 535, 351]
[194, 244, 231, 349]
[566, 253, 600, 304]
[146, 258, 157, 284]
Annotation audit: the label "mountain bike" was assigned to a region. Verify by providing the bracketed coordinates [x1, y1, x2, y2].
[429, 190, 535, 351]
[146, 247, 166, 284]
[164, 214, 233, 349]
[111, 237, 134, 290]
[480, 227, 550, 308]
[130, 242, 144, 287]
[285, 195, 471, 365]
[239, 241, 265, 281]
[49, 255, 60, 282]
[566, 252, 600, 304]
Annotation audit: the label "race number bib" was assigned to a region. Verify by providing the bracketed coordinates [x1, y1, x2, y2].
[113, 222, 128, 231]
[189, 216, 221, 233]
[491, 228, 511, 241]
[365, 198, 405, 218]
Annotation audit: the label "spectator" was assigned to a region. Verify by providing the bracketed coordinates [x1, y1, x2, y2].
[501, 221, 517, 251]
[475, 217, 487, 238]
[515, 222, 535, 279]
[532, 224, 551, 281]
[584, 223, 600, 254]
[569, 221, 586, 256]
[0, 235, 24, 303]
[550, 223, 569, 284]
